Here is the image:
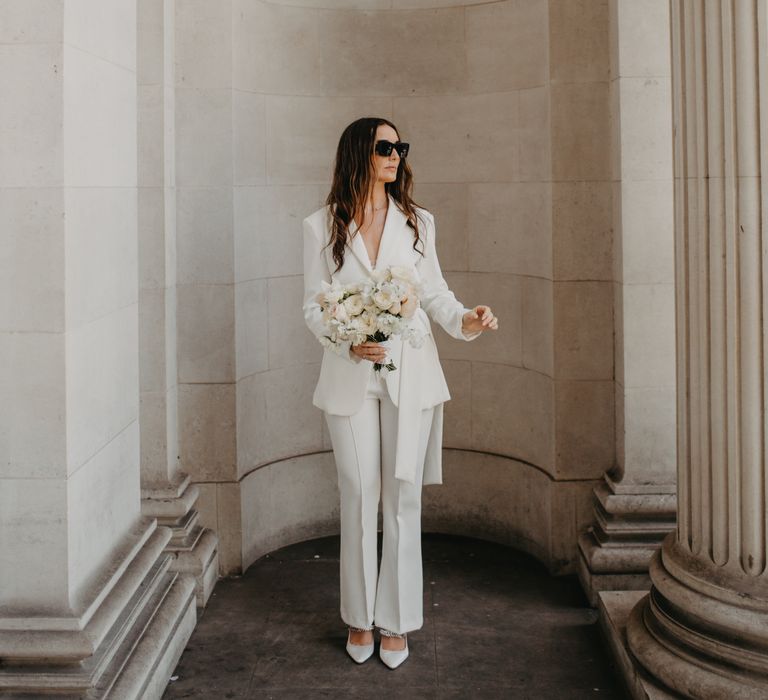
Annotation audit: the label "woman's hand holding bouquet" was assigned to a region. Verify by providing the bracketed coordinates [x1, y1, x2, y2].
[314, 265, 427, 372]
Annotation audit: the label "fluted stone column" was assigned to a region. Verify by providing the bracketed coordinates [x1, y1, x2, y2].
[137, 0, 219, 607]
[577, 0, 678, 605]
[625, 1, 768, 696]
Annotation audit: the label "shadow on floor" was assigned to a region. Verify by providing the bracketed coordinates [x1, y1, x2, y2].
[163, 533, 629, 699]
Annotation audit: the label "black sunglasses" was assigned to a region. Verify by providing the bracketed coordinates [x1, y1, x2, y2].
[375, 140, 410, 158]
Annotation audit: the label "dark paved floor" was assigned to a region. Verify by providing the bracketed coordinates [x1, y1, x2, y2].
[163, 533, 629, 699]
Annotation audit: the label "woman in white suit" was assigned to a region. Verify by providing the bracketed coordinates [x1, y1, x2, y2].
[302, 117, 498, 669]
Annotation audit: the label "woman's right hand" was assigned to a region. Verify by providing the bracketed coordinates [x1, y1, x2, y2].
[350, 341, 388, 363]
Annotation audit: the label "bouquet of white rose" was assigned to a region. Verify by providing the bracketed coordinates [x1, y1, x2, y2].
[314, 265, 427, 372]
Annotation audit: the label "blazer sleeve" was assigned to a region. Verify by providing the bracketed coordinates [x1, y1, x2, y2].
[417, 210, 482, 342]
[302, 216, 363, 364]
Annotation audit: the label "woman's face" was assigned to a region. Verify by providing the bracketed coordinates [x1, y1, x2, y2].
[373, 124, 402, 184]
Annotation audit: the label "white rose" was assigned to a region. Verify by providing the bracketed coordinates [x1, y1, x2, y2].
[328, 302, 349, 323]
[373, 287, 397, 311]
[343, 293, 365, 317]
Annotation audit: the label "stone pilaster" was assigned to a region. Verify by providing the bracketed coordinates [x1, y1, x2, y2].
[578, 0, 678, 605]
[0, 2, 196, 695]
[137, 0, 219, 604]
[625, 1, 768, 695]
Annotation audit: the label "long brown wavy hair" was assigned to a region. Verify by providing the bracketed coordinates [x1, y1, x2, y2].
[324, 117, 426, 274]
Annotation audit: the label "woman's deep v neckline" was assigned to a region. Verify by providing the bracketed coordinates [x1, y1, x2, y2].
[364, 234, 381, 269]
[353, 201, 389, 270]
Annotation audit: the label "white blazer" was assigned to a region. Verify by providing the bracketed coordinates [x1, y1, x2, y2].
[302, 193, 481, 485]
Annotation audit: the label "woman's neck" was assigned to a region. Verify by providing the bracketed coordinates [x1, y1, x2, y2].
[352, 182, 389, 226]
[368, 181, 388, 209]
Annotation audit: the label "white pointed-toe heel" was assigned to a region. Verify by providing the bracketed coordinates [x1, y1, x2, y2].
[378, 629, 409, 669]
[346, 626, 374, 663]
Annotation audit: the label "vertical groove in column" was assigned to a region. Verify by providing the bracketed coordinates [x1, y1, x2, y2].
[705, 0, 729, 566]
[689, 8, 699, 555]
[734, 0, 764, 576]
[671, 0, 692, 551]
[692, 0, 713, 559]
[685, 0, 702, 555]
[758, 0, 768, 579]
[721, 0, 742, 571]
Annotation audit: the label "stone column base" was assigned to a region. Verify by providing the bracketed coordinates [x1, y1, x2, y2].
[578, 476, 676, 606]
[0, 520, 196, 699]
[625, 541, 768, 699]
[141, 473, 219, 607]
[597, 590, 681, 699]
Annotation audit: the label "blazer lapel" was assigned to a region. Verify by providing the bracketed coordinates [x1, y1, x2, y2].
[346, 219, 371, 272]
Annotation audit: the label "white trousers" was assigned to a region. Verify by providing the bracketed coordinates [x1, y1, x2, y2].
[324, 369, 435, 635]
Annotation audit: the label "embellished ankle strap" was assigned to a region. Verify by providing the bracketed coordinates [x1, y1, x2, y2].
[348, 625, 374, 633]
[378, 628, 406, 638]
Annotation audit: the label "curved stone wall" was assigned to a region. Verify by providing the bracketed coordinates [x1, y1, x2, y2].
[175, 0, 611, 574]
[239, 450, 592, 575]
